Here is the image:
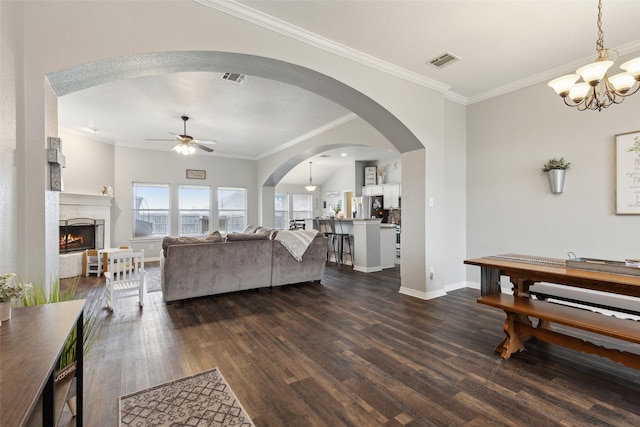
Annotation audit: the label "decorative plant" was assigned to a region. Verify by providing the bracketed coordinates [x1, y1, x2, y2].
[22, 277, 100, 372]
[0, 273, 32, 303]
[626, 136, 640, 157]
[333, 202, 342, 215]
[542, 157, 571, 172]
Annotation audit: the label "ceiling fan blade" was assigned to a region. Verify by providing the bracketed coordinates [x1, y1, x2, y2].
[193, 142, 214, 153]
[193, 138, 218, 145]
[145, 138, 175, 141]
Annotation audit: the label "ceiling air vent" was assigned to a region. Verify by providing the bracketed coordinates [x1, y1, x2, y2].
[427, 52, 459, 69]
[221, 72, 246, 83]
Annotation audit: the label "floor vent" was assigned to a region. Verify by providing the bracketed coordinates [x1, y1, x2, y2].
[221, 72, 246, 83]
[427, 52, 460, 69]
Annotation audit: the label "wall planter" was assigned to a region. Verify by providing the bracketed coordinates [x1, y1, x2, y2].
[542, 158, 570, 194]
[547, 169, 566, 194]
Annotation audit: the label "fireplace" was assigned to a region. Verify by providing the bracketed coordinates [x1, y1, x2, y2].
[59, 218, 105, 253]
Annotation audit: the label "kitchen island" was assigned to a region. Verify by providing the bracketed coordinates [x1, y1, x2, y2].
[305, 218, 398, 272]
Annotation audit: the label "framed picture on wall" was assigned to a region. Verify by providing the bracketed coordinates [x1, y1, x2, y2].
[364, 166, 377, 186]
[615, 130, 640, 214]
[186, 169, 206, 180]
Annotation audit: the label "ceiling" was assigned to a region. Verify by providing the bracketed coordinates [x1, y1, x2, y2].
[57, 0, 640, 186]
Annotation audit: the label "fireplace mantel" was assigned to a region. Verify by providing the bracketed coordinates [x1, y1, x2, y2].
[59, 192, 114, 207]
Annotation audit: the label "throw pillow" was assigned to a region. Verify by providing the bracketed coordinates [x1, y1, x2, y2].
[205, 231, 223, 242]
[225, 232, 270, 241]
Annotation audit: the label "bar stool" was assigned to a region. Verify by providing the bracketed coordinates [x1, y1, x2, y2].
[315, 217, 334, 262]
[328, 217, 353, 267]
[336, 218, 353, 267]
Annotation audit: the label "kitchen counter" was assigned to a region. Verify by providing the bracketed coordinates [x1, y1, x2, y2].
[304, 218, 397, 272]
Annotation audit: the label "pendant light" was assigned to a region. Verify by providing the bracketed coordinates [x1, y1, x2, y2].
[305, 162, 317, 192]
[548, 0, 640, 111]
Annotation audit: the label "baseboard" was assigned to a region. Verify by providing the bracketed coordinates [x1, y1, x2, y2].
[353, 265, 382, 273]
[398, 286, 446, 300]
[445, 281, 476, 292]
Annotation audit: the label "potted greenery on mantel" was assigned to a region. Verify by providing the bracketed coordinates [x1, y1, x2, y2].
[542, 157, 570, 194]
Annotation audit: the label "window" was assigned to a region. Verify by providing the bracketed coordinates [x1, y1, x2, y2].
[218, 187, 247, 233]
[132, 183, 170, 238]
[274, 193, 289, 229]
[292, 193, 312, 220]
[179, 185, 210, 236]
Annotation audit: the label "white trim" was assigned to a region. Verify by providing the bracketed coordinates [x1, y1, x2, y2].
[469, 39, 640, 105]
[195, 0, 460, 101]
[398, 286, 446, 300]
[445, 280, 476, 292]
[353, 265, 382, 273]
[256, 113, 357, 160]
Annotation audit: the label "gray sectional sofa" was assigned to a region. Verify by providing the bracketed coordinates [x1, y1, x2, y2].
[160, 228, 328, 302]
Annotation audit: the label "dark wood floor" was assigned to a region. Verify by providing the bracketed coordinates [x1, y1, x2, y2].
[65, 264, 640, 426]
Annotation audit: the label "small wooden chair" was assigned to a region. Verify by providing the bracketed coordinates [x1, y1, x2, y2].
[104, 250, 145, 311]
[83, 249, 103, 277]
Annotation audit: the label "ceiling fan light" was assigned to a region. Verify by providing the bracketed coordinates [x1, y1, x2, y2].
[608, 72, 635, 93]
[173, 143, 195, 156]
[577, 60, 613, 85]
[548, 74, 580, 97]
[620, 57, 640, 79]
[569, 83, 591, 103]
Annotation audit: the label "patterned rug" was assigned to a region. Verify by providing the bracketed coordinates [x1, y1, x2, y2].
[145, 262, 161, 293]
[119, 368, 255, 427]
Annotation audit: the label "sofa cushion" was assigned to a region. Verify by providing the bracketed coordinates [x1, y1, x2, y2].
[226, 232, 270, 241]
[206, 231, 224, 242]
[162, 232, 223, 256]
[255, 226, 279, 240]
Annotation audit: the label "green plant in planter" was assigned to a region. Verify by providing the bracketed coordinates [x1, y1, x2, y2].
[21, 278, 100, 372]
[542, 157, 571, 172]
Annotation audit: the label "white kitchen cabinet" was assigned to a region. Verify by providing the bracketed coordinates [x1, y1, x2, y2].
[382, 184, 400, 209]
[362, 185, 382, 197]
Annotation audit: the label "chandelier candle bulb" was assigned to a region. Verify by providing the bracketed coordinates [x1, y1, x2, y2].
[621, 58, 640, 78]
[576, 60, 612, 85]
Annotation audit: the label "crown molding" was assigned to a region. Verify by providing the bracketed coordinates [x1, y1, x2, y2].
[195, 0, 463, 102]
[256, 113, 358, 160]
[469, 39, 640, 105]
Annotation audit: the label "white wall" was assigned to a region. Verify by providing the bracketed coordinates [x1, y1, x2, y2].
[60, 130, 115, 195]
[0, 1, 22, 274]
[112, 147, 257, 254]
[466, 52, 640, 284]
[6, 0, 471, 298]
[443, 100, 467, 289]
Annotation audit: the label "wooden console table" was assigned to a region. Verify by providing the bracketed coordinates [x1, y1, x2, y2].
[0, 299, 85, 426]
[465, 257, 640, 368]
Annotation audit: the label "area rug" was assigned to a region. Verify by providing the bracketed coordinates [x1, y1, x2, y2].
[144, 262, 161, 293]
[119, 368, 255, 427]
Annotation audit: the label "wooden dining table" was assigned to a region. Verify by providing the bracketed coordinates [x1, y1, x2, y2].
[464, 255, 640, 298]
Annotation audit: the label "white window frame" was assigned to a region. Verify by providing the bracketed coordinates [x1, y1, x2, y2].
[274, 193, 290, 230]
[178, 185, 211, 236]
[292, 193, 313, 221]
[217, 187, 247, 233]
[132, 182, 170, 239]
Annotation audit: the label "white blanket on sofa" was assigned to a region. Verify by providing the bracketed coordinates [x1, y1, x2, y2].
[275, 229, 319, 261]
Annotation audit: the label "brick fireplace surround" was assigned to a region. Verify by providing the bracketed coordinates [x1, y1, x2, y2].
[59, 193, 113, 278]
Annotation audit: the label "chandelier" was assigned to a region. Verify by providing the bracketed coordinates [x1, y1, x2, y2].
[305, 162, 317, 192]
[173, 142, 196, 156]
[548, 0, 640, 111]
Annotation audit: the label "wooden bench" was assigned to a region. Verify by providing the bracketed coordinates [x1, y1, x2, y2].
[477, 293, 640, 369]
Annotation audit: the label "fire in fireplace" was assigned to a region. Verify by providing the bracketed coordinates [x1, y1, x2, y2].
[59, 218, 105, 253]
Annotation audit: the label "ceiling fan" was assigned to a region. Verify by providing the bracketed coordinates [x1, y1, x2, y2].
[146, 115, 217, 155]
